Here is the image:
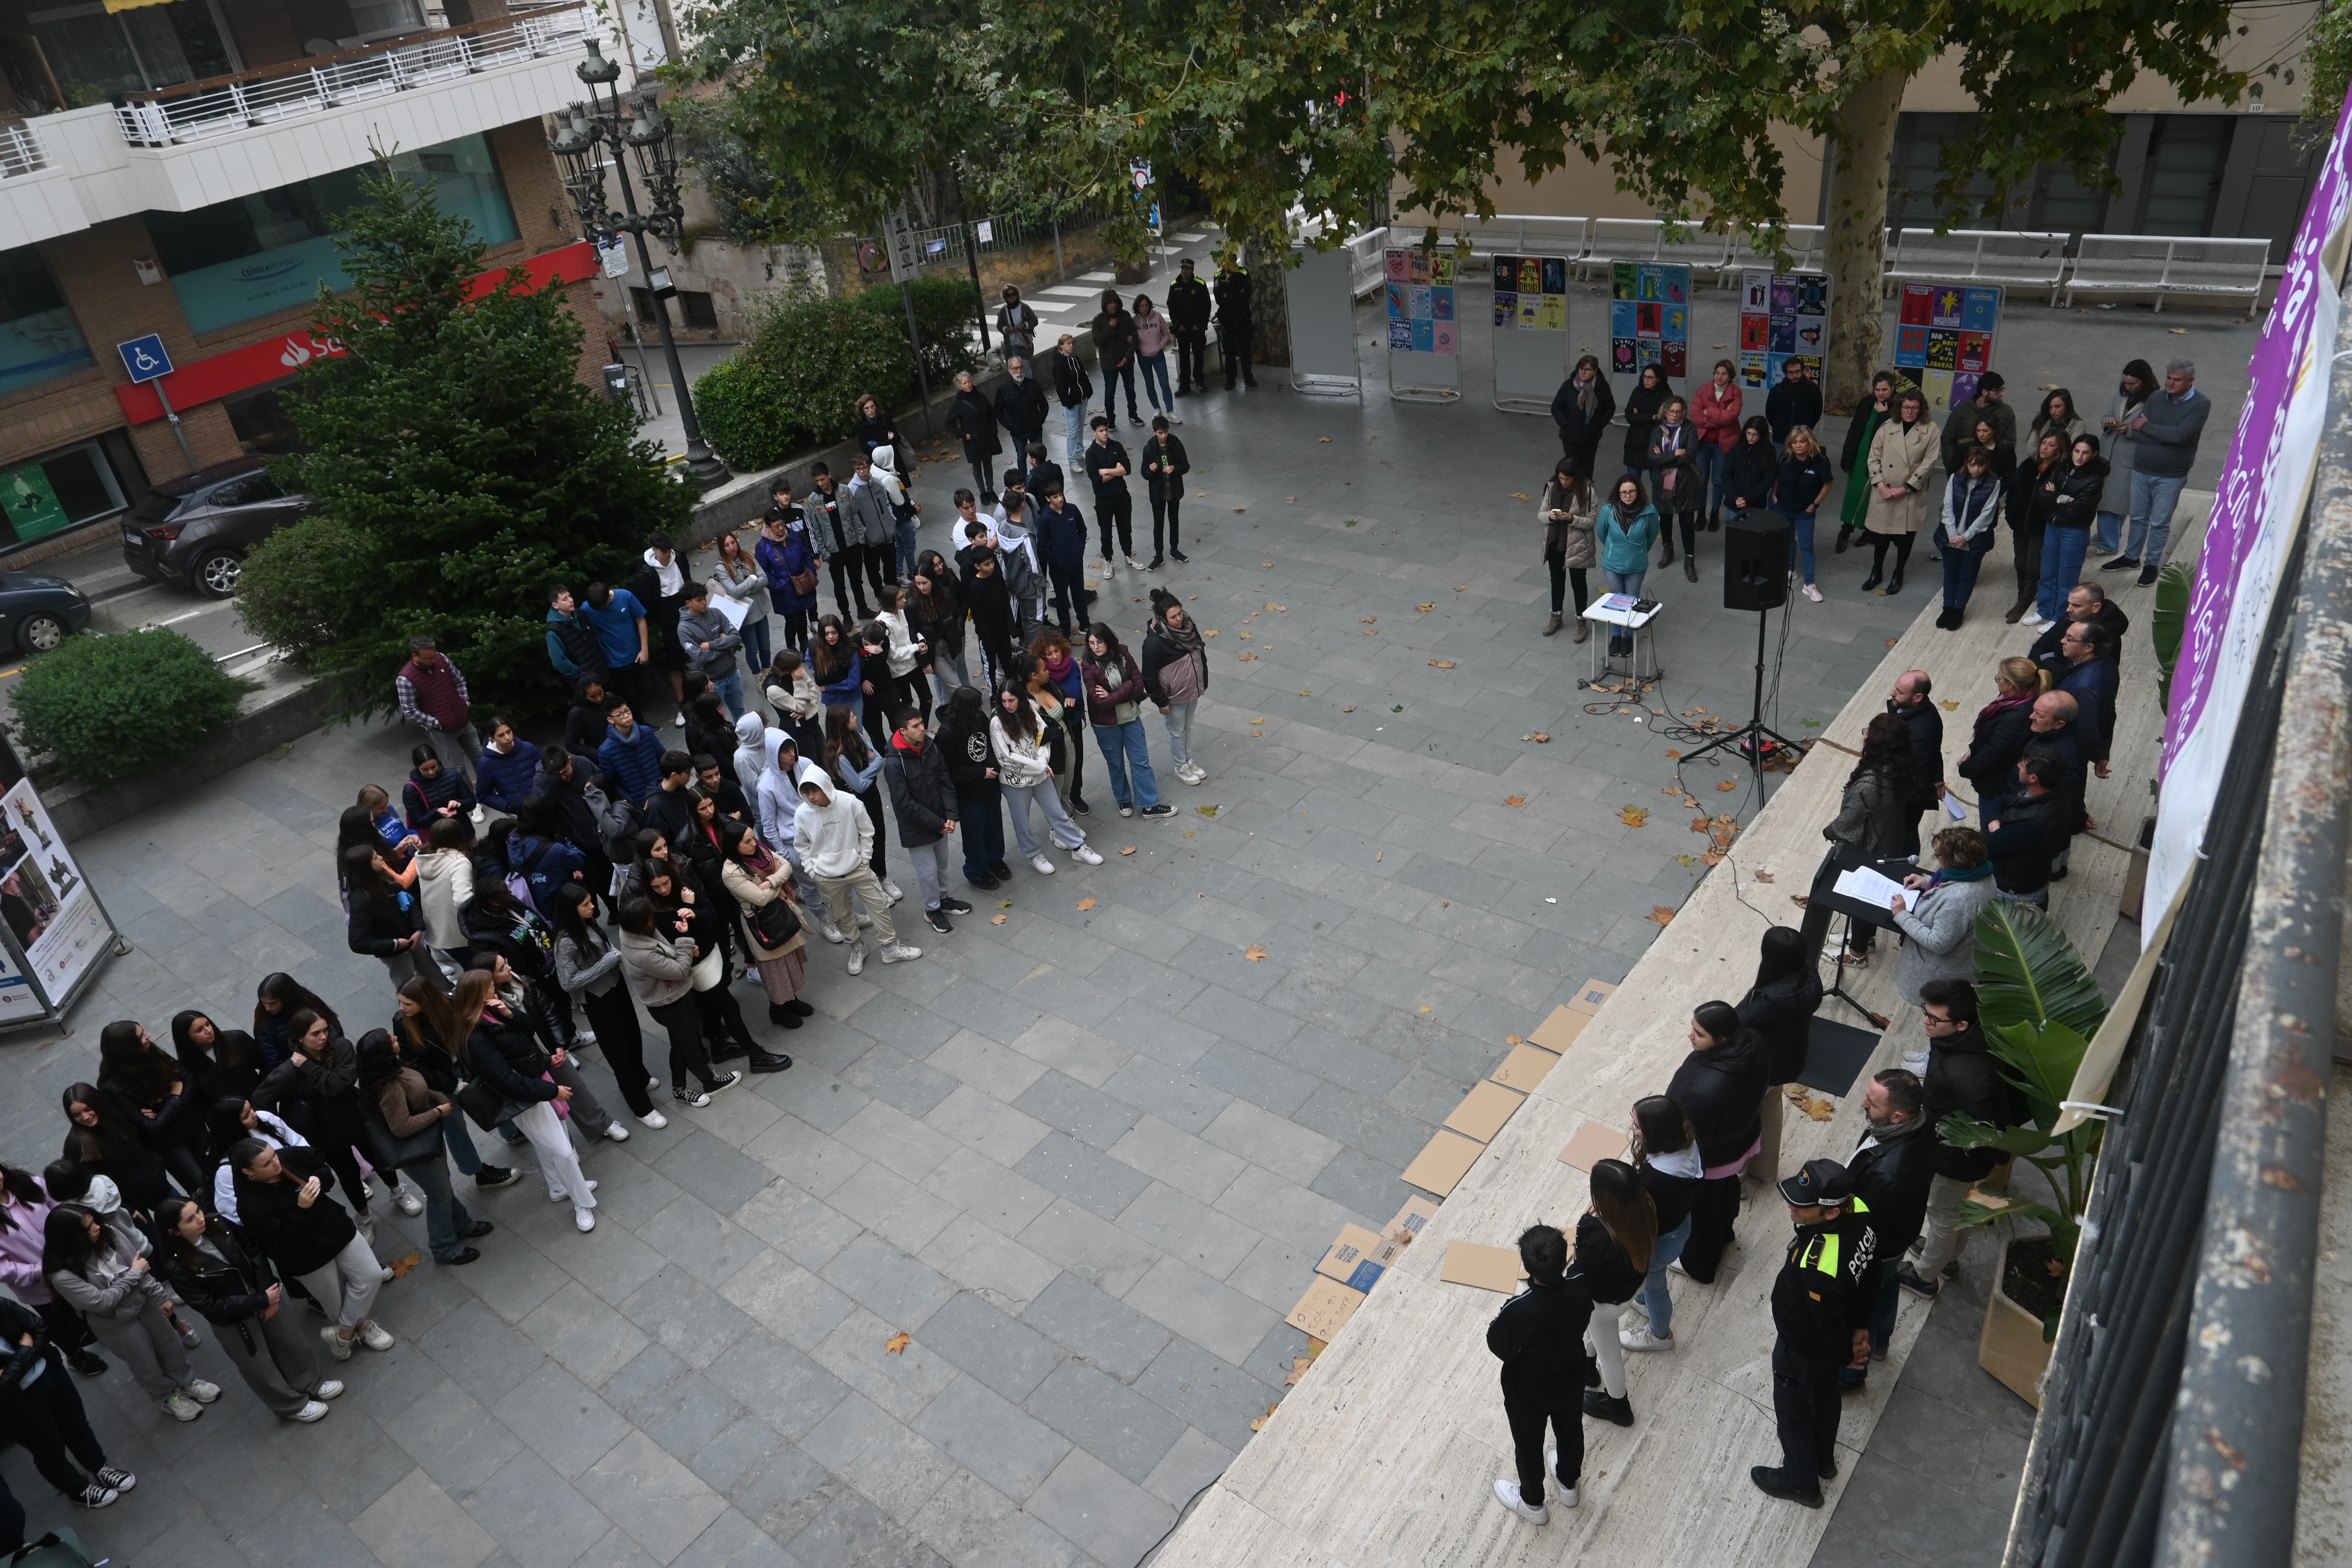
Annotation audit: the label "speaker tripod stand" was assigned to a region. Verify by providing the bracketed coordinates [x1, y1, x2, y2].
[1676, 604, 1800, 782]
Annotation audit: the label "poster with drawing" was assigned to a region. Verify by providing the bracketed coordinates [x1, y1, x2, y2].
[0, 780, 107, 1008]
[1893, 283, 2002, 412]
[1385, 248, 1462, 400]
[1736, 268, 1830, 398]
[1608, 262, 1690, 387]
[1491, 253, 1573, 413]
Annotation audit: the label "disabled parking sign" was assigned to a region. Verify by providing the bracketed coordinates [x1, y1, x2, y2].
[116, 335, 173, 384]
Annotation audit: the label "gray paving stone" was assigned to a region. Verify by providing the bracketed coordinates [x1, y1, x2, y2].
[1017, 1198, 1166, 1298]
[1095, 1057, 1233, 1135]
[920, 1214, 1063, 1313]
[832, 1100, 961, 1183]
[351, 1467, 501, 1568]
[1023, 1361, 1187, 1485]
[1114, 1181, 1260, 1279]
[1187, 1037, 1317, 1114]
[1018, 1272, 1173, 1381]
[651, 1129, 783, 1217]
[826, 1160, 964, 1253]
[908, 1470, 1086, 1568]
[1131, 1336, 1286, 1443]
[924, 1028, 1051, 1099]
[918, 1145, 1059, 1236]
[642, 1191, 769, 1289]
[913, 1374, 1073, 1500]
[818, 1234, 959, 1329]
[1013, 1130, 1156, 1219]
[798, 1391, 961, 1529]
[494, 1360, 633, 1480]
[921, 1082, 1054, 1167]
[704, 1330, 856, 1441]
[461, 1449, 616, 1568]
[1024, 1447, 1179, 1568]
[912, 1291, 1068, 1403]
[841, 1042, 964, 1119]
[621, 1265, 759, 1368]
[583, 1429, 729, 1565]
[382, 1377, 529, 1503]
[1012, 1068, 1146, 1150]
[1119, 1254, 1280, 1369]
[1200, 1098, 1342, 1187]
[718, 1250, 861, 1352]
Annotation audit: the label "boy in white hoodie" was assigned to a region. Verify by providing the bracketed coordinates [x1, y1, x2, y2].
[792, 777, 920, 976]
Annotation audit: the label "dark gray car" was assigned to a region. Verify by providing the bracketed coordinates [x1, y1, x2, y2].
[120, 459, 309, 599]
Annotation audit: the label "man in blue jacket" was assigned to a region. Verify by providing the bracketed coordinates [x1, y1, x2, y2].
[2053, 620, 2118, 777]
[1033, 483, 1092, 634]
[2107, 357, 2209, 585]
[597, 700, 667, 807]
[580, 582, 654, 716]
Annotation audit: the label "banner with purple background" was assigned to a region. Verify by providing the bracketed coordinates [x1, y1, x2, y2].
[2145, 86, 2352, 942]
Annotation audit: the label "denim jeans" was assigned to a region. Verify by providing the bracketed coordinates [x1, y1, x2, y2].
[739, 616, 772, 678]
[1062, 403, 1089, 468]
[1092, 720, 1160, 808]
[711, 669, 746, 720]
[1778, 507, 1816, 585]
[2038, 525, 2091, 622]
[895, 514, 920, 580]
[1937, 527, 1992, 608]
[2094, 508, 2126, 555]
[1139, 353, 1174, 412]
[1603, 568, 1646, 597]
[400, 1151, 477, 1260]
[956, 791, 1005, 879]
[440, 1115, 482, 1176]
[1695, 442, 1729, 514]
[1635, 1214, 1693, 1337]
[1161, 702, 1197, 769]
[2126, 471, 2186, 567]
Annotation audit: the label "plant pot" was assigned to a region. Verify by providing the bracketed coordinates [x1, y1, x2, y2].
[2120, 813, 2156, 922]
[1978, 1233, 2055, 1408]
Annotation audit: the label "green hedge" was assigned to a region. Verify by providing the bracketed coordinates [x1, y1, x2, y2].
[851, 275, 983, 387]
[697, 290, 918, 470]
[234, 512, 357, 669]
[15, 629, 254, 786]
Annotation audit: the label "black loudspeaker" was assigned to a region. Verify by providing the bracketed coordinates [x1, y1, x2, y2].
[1723, 511, 1791, 611]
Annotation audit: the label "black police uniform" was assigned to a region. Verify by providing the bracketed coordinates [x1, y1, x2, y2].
[1166, 270, 1213, 392]
[1211, 268, 1256, 387]
[1765, 1197, 1878, 1498]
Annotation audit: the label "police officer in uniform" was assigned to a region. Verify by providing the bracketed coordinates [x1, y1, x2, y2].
[1753, 1157, 1878, 1507]
[1165, 258, 1213, 395]
[1211, 256, 1257, 389]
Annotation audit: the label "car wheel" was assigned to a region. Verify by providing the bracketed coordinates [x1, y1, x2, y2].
[193, 547, 243, 599]
[16, 615, 67, 656]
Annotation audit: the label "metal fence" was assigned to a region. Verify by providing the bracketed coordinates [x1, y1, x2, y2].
[0, 120, 46, 179]
[902, 200, 1124, 269]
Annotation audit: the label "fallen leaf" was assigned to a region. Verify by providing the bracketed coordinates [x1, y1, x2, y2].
[1429, 659, 1456, 669]
[1238, 653, 1258, 661]
[1797, 1093, 1837, 1122]
[1754, 870, 1775, 883]
[886, 1332, 912, 1354]
[1251, 1404, 1277, 1431]
[1694, 707, 1708, 715]
[1360, 616, 1377, 623]
[1701, 849, 1724, 865]
[1509, 492, 1533, 501]
[1419, 1006, 1433, 1013]
[1076, 898, 1096, 911]
[1791, 894, 1810, 908]
[1251, 730, 1263, 736]
[1237, 630, 1252, 639]
[1391, 705, 1403, 712]
[1661, 784, 1682, 796]
[1886, 638, 1900, 647]
[1682, 794, 1700, 809]
[1940, 700, 1960, 711]
[1197, 804, 1219, 818]
[1235, 508, 1247, 513]
[1691, 818, 1712, 833]
[1319, 436, 1333, 442]
[1345, 519, 1358, 526]
[1203, 629, 1219, 637]
[1416, 603, 1435, 612]
[1506, 1034, 1524, 1045]
[1343, 705, 1357, 712]
[387, 1252, 425, 1279]
[1375, 850, 1381, 860]
[1298, 690, 1311, 697]
[1197, 490, 1208, 496]
[1665, 749, 1682, 759]
[1716, 780, 1738, 792]
[1503, 795, 1526, 807]
[1287, 1358, 1311, 1385]
[1676, 854, 1698, 866]
[1285, 495, 1297, 501]
[1243, 945, 1268, 962]
[1362, 629, 1378, 636]
[1524, 732, 1551, 743]
[1647, 906, 1675, 926]
[1261, 561, 1274, 567]
[1266, 603, 1287, 612]
[2168, 327, 2188, 335]
[1454, 585, 1467, 591]
[991, 914, 1007, 925]
[1120, 846, 1136, 855]
[1617, 806, 1650, 828]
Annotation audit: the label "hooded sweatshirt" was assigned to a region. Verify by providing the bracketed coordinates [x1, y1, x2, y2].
[792, 787, 872, 878]
[731, 712, 772, 800]
[641, 547, 685, 601]
[991, 510, 1043, 602]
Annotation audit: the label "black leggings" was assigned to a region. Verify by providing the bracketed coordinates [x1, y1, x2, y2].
[646, 996, 718, 1092]
[11, 1348, 108, 1496]
[781, 610, 810, 652]
[1869, 534, 1915, 577]
[692, 980, 759, 1058]
[856, 785, 889, 879]
[580, 985, 653, 1116]
[1546, 561, 1590, 617]
[1150, 494, 1181, 557]
[1675, 510, 1700, 554]
[158, 1141, 206, 1198]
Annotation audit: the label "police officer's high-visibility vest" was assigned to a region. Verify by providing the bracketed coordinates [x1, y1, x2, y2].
[1792, 1197, 1870, 1286]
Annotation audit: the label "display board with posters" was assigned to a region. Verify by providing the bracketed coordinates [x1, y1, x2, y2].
[1384, 248, 1461, 401]
[1892, 282, 2002, 413]
[1608, 262, 1691, 387]
[1490, 253, 1571, 414]
[0, 779, 117, 1027]
[1736, 269, 1831, 398]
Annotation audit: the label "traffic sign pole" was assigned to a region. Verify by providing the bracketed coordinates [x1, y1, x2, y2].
[117, 335, 197, 473]
[151, 381, 198, 474]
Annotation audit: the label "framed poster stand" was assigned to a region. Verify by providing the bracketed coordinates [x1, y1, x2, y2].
[0, 768, 128, 1033]
[1490, 253, 1571, 414]
[1893, 283, 2004, 414]
[1606, 262, 1692, 396]
[1735, 268, 1831, 403]
[1284, 245, 1362, 399]
[1384, 248, 1461, 403]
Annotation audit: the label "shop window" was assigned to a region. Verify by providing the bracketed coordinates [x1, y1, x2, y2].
[2139, 116, 2234, 236]
[630, 287, 718, 330]
[146, 134, 519, 334]
[223, 382, 308, 456]
[0, 245, 93, 397]
[0, 439, 128, 547]
[26, 0, 235, 102]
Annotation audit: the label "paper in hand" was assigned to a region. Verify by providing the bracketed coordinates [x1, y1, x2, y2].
[709, 595, 750, 629]
[1832, 864, 1909, 908]
[1944, 793, 1968, 822]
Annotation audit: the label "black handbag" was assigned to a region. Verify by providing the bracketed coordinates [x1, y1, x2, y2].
[750, 895, 801, 950]
[454, 1081, 525, 1132]
[357, 1115, 444, 1171]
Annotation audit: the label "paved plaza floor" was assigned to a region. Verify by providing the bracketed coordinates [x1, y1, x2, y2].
[0, 296, 2254, 1568]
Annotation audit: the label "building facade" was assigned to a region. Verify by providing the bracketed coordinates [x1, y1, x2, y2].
[0, 0, 622, 561]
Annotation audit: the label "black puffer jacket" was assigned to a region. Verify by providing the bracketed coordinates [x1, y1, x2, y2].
[884, 734, 956, 848]
[1665, 1027, 1768, 1168]
[1922, 1030, 2018, 1181]
[1568, 1212, 1643, 1306]
[2047, 455, 2107, 530]
[1958, 699, 2036, 797]
[1738, 970, 1824, 1086]
[150, 1223, 275, 1326]
[463, 1011, 560, 1108]
[346, 887, 421, 959]
[232, 1144, 357, 1277]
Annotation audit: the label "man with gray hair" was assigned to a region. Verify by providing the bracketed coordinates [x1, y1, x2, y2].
[2106, 357, 2207, 586]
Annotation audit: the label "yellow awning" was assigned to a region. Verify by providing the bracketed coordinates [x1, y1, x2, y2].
[102, 0, 180, 13]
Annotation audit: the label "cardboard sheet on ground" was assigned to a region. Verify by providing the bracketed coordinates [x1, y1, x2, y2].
[1285, 1276, 1366, 1338]
[1402, 1129, 1486, 1196]
[1386, 1195, 1440, 1245]
[1565, 978, 1617, 1016]
[1528, 1006, 1587, 1051]
[1557, 1120, 1628, 1171]
[1489, 1044, 1558, 1093]
[1797, 1017, 1881, 1098]
[1444, 1081, 1526, 1143]
[1440, 1241, 1527, 1293]
[1318, 1225, 1401, 1291]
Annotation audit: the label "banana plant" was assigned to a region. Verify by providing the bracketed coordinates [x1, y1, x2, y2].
[2150, 559, 2193, 713]
[1936, 902, 2110, 1337]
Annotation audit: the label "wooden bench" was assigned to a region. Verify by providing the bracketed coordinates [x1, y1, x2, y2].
[2063, 235, 2271, 313]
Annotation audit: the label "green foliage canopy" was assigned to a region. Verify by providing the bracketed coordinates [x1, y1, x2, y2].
[16, 629, 253, 785]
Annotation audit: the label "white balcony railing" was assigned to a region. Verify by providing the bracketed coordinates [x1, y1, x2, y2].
[112, 4, 594, 148]
[0, 121, 48, 178]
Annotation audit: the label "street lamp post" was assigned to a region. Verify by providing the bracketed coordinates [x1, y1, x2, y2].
[549, 39, 729, 489]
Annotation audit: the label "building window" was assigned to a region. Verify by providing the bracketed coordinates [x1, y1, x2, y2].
[1886, 113, 2000, 230]
[25, 0, 236, 102]
[223, 381, 306, 456]
[630, 287, 718, 331]
[145, 134, 519, 335]
[0, 245, 93, 397]
[0, 438, 128, 547]
[2139, 116, 2233, 236]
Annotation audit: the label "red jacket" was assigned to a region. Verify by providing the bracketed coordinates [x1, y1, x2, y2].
[1692, 380, 1744, 453]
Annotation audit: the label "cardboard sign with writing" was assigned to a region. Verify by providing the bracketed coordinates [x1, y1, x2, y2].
[1565, 978, 1618, 1017]
[1318, 1224, 1402, 1292]
[1440, 1240, 1528, 1294]
[1528, 1006, 1588, 1052]
[1387, 1195, 1440, 1245]
[1491, 1044, 1559, 1093]
[1401, 1129, 1486, 1197]
[1558, 1119, 1628, 1172]
[1444, 1081, 1526, 1143]
[1285, 1276, 1366, 1339]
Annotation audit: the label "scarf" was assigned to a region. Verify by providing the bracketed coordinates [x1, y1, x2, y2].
[1923, 860, 1995, 888]
[1975, 690, 2034, 730]
[642, 548, 683, 599]
[1043, 648, 1076, 685]
[1576, 372, 1596, 417]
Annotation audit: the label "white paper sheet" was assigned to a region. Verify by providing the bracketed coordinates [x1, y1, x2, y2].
[709, 595, 750, 629]
[1944, 793, 1968, 821]
[1832, 864, 1909, 909]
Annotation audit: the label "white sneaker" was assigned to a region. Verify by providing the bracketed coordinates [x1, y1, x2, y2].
[818, 915, 847, 944]
[321, 1326, 354, 1361]
[855, 912, 874, 929]
[162, 1391, 204, 1422]
[640, 1108, 670, 1130]
[1620, 1326, 1676, 1353]
[1102, 559, 1118, 580]
[647, 1074, 661, 1092]
[575, 1209, 597, 1233]
[394, 1187, 424, 1217]
[183, 1378, 222, 1404]
[291, 1399, 331, 1423]
[846, 943, 867, 977]
[574, 1030, 599, 1048]
[1803, 583, 1824, 602]
[314, 1380, 344, 1399]
[1181, 765, 1206, 785]
[1492, 1478, 1547, 1525]
[1544, 1449, 1581, 1508]
[1070, 844, 1103, 866]
[877, 944, 922, 964]
[355, 1320, 395, 1352]
[2032, 619, 2055, 633]
[603, 1122, 631, 1142]
[1029, 855, 1056, 875]
[1126, 557, 1144, 573]
[881, 879, 904, 903]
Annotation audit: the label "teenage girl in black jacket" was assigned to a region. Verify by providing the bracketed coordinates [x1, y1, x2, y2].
[150, 1196, 339, 1421]
[1568, 1159, 1654, 1429]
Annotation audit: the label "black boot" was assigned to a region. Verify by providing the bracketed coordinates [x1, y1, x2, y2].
[748, 1048, 794, 1073]
[1886, 566, 1904, 595]
[1705, 509, 1721, 533]
[1683, 553, 1699, 583]
[1659, 537, 1677, 567]
[1833, 528, 1851, 554]
[768, 1002, 803, 1030]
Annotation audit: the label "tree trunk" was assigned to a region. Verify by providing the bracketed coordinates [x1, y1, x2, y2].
[1821, 63, 1908, 415]
[1242, 231, 1291, 367]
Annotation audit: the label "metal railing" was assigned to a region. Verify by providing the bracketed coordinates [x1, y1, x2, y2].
[0, 120, 47, 178]
[903, 201, 1120, 269]
[111, 4, 593, 148]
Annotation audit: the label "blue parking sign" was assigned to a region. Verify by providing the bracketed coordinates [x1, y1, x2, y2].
[116, 335, 173, 384]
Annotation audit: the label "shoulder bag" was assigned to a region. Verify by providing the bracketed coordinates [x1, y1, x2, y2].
[749, 893, 801, 950]
[357, 1113, 444, 1172]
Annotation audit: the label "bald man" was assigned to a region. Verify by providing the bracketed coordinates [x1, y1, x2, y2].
[1886, 670, 1946, 843]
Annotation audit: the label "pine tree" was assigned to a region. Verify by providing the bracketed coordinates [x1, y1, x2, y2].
[244, 160, 689, 719]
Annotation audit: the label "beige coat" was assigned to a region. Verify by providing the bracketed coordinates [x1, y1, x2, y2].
[1865, 418, 1939, 536]
[722, 855, 809, 962]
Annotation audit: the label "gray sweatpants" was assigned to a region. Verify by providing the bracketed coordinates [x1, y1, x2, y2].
[87, 1303, 192, 1399]
[218, 1307, 330, 1418]
[295, 1231, 384, 1334]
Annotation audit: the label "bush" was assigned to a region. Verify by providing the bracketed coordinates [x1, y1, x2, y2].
[701, 290, 916, 467]
[692, 357, 799, 471]
[235, 512, 359, 668]
[15, 629, 255, 785]
[851, 274, 983, 387]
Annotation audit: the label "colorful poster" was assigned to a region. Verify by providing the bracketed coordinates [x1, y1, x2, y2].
[1735, 268, 1831, 395]
[1490, 253, 1569, 332]
[0, 780, 105, 1008]
[1383, 250, 1458, 356]
[1, 463, 71, 544]
[1893, 283, 2003, 412]
[1609, 262, 1691, 390]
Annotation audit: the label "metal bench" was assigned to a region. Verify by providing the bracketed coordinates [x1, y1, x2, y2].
[2063, 234, 2271, 313]
[1719, 224, 1826, 285]
[1884, 228, 2070, 302]
[1455, 215, 1590, 262]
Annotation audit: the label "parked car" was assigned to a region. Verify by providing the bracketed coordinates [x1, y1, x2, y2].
[120, 459, 309, 599]
[0, 573, 92, 656]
